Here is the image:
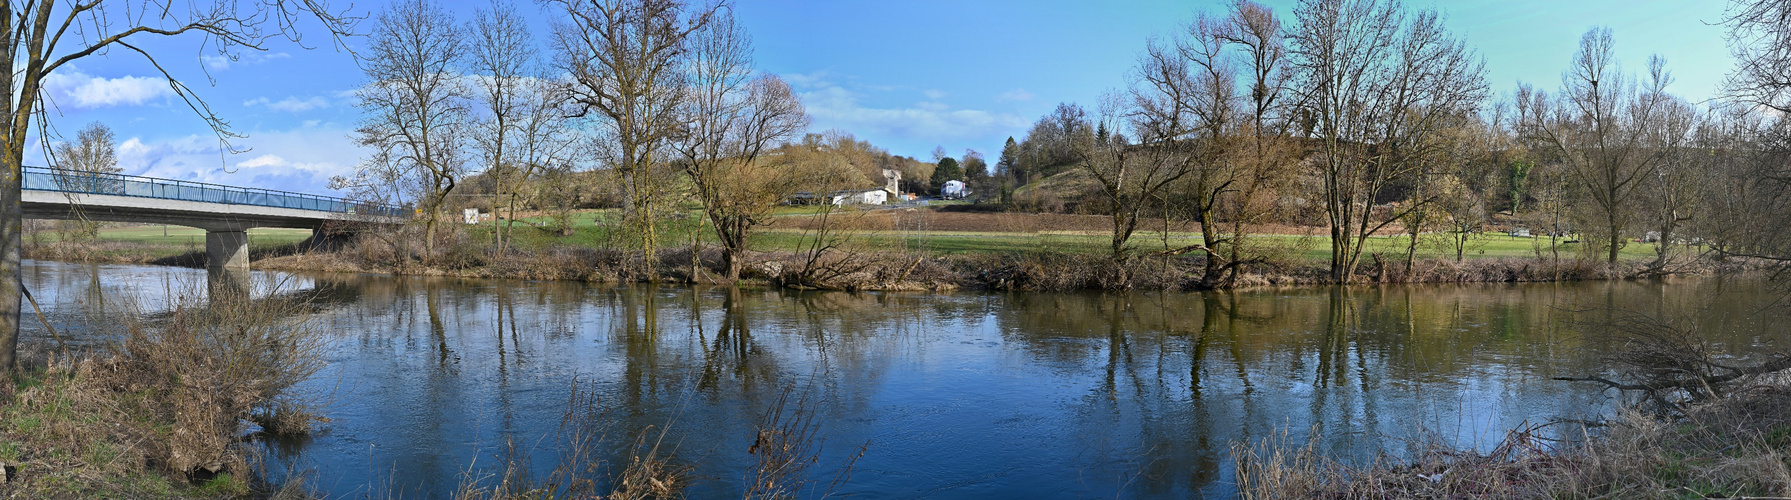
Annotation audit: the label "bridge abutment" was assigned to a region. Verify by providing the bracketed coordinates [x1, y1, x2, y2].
[205, 230, 249, 270]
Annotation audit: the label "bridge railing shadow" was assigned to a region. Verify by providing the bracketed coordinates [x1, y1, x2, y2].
[23, 166, 408, 218]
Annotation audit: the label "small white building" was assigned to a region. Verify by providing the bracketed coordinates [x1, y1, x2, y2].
[831, 189, 887, 206]
[941, 180, 968, 199]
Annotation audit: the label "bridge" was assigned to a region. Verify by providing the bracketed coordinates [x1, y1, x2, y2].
[21, 166, 406, 270]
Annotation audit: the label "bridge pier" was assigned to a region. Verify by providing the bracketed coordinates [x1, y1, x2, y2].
[207, 267, 253, 299]
[205, 230, 249, 270]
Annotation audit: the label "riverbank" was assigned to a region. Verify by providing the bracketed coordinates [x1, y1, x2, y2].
[37, 234, 1747, 293]
[0, 289, 324, 498]
[32, 212, 1726, 291]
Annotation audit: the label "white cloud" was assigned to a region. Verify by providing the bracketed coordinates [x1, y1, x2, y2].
[201, 51, 291, 71]
[244, 96, 330, 113]
[42, 69, 173, 108]
[790, 75, 1028, 147]
[236, 154, 286, 168]
[113, 126, 364, 194]
[997, 88, 1035, 102]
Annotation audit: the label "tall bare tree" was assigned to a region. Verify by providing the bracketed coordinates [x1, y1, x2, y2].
[469, 0, 531, 252]
[467, 0, 573, 253]
[0, 0, 356, 371]
[1078, 92, 1196, 268]
[1131, 13, 1237, 287]
[1639, 95, 1699, 268]
[348, 0, 469, 263]
[551, 0, 723, 280]
[1289, 0, 1487, 282]
[1686, 102, 1770, 259]
[1718, 0, 1791, 264]
[50, 122, 122, 241]
[674, 9, 807, 280]
[1531, 29, 1679, 263]
[1213, 0, 1298, 287]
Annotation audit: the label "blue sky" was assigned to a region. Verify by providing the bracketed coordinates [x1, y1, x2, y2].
[37, 0, 1734, 195]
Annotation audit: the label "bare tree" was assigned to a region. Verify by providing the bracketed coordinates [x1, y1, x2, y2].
[349, 0, 470, 263]
[674, 9, 807, 280]
[49, 122, 122, 241]
[468, 0, 532, 253]
[1076, 94, 1196, 270]
[1531, 29, 1680, 264]
[1715, 0, 1791, 264]
[1130, 13, 1237, 287]
[1213, 0, 1299, 287]
[0, 0, 357, 371]
[1288, 0, 1487, 282]
[551, 0, 723, 280]
[1436, 113, 1508, 262]
[1724, 0, 1791, 114]
[1511, 83, 1576, 263]
[1686, 103, 1770, 259]
[1639, 95, 1699, 269]
[466, 0, 576, 254]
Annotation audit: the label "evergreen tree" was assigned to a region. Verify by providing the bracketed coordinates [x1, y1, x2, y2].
[998, 137, 1019, 180]
[930, 157, 963, 192]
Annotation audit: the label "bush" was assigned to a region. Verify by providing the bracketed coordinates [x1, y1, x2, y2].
[0, 278, 329, 496]
[109, 279, 328, 475]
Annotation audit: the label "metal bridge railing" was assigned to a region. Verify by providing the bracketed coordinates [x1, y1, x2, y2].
[22, 166, 408, 218]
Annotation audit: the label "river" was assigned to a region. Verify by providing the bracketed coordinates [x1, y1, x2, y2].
[17, 259, 1786, 498]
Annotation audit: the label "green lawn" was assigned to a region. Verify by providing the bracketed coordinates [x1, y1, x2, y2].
[47, 225, 313, 248]
[478, 209, 1666, 263]
[58, 211, 1666, 265]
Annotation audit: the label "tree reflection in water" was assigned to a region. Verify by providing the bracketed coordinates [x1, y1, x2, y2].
[12, 260, 1786, 498]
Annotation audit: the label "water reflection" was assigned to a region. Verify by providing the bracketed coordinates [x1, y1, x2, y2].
[16, 260, 1786, 499]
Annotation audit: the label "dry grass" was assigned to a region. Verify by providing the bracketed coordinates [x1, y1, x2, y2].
[0, 279, 329, 498]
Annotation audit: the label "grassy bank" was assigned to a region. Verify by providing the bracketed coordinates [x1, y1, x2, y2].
[0, 283, 325, 498]
[31, 210, 1704, 291]
[25, 226, 313, 267]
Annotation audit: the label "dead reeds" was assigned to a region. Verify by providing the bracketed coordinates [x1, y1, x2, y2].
[0, 277, 330, 497]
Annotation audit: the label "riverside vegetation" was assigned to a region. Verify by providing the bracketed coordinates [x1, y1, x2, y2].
[22, 209, 1747, 294]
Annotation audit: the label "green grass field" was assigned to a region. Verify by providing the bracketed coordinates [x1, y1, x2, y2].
[44, 225, 313, 248]
[448, 209, 1668, 263]
[57, 210, 1665, 265]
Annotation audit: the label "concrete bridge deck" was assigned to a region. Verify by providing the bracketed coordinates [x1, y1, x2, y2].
[21, 166, 405, 269]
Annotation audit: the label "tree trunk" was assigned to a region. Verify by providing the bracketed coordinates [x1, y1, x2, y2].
[1607, 211, 1622, 263]
[724, 247, 740, 281]
[1329, 222, 1349, 283]
[1195, 204, 1222, 286]
[424, 217, 438, 265]
[0, 172, 19, 372]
